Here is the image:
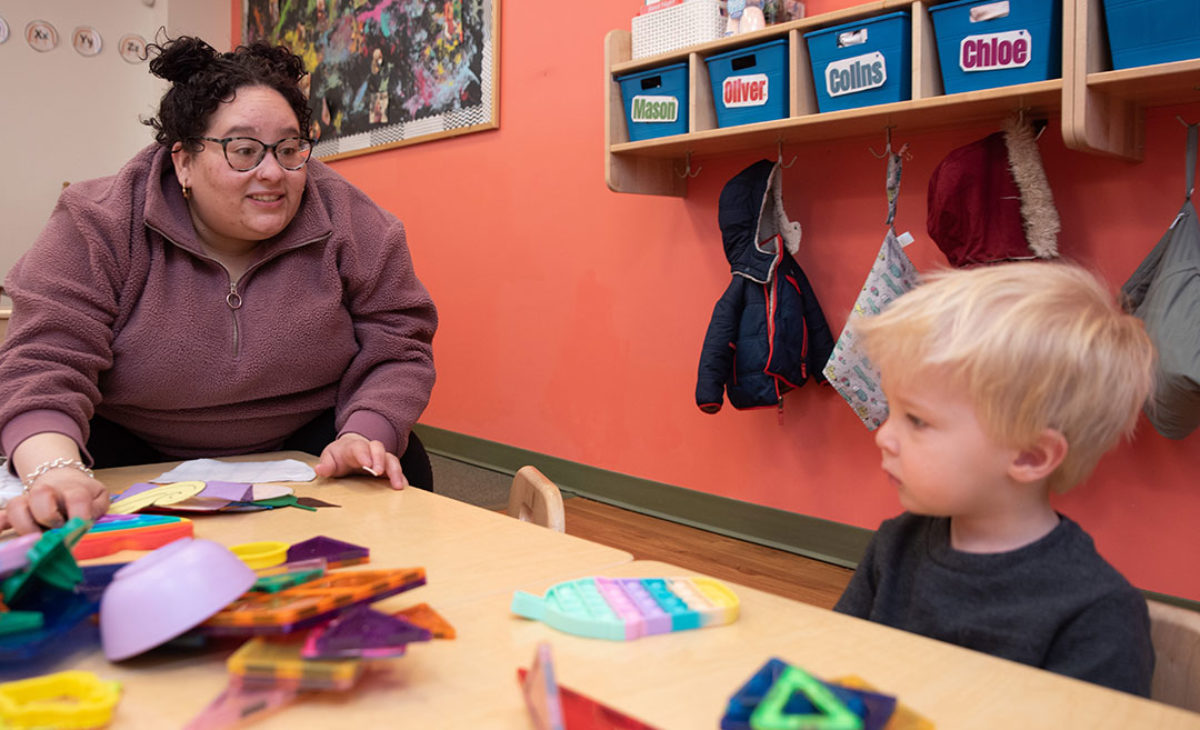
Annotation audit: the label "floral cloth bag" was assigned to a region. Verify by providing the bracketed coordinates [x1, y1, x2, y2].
[823, 145, 919, 429]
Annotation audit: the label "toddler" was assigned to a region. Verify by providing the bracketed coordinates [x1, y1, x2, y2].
[834, 262, 1155, 696]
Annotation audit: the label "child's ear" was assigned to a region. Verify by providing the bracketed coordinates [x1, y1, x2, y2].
[1009, 428, 1068, 484]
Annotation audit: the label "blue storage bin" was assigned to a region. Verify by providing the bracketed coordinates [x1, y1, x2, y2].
[1103, 0, 1200, 70]
[930, 0, 1062, 94]
[617, 62, 689, 142]
[805, 12, 911, 113]
[705, 39, 790, 128]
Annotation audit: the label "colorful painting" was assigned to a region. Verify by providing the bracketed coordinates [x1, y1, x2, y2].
[243, 0, 499, 160]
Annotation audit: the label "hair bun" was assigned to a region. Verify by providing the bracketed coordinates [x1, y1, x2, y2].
[147, 36, 218, 84]
[240, 42, 308, 84]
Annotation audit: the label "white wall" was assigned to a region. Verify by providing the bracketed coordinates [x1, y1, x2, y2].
[0, 0, 230, 285]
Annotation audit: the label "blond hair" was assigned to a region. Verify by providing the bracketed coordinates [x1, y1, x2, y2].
[855, 262, 1154, 493]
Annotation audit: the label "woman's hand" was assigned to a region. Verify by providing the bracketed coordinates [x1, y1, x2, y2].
[314, 432, 408, 490]
[0, 470, 110, 534]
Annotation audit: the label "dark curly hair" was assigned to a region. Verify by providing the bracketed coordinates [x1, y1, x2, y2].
[143, 36, 312, 150]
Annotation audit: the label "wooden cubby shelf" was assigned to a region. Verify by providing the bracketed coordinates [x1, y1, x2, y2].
[606, 0, 1200, 197]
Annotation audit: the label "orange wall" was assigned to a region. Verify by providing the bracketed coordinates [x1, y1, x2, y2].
[233, 2, 1200, 601]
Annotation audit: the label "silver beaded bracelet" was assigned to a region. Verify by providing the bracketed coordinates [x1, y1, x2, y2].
[22, 457, 95, 492]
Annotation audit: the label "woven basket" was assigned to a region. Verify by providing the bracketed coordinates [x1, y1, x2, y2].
[632, 1, 727, 59]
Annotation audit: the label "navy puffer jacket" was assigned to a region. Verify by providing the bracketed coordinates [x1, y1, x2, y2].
[696, 160, 834, 412]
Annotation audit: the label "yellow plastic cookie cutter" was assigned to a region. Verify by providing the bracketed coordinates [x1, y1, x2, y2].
[108, 481, 206, 515]
[0, 670, 121, 729]
[230, 541, 289, 570]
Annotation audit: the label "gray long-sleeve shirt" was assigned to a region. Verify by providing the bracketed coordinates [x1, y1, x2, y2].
[834, 512, 1153, 696]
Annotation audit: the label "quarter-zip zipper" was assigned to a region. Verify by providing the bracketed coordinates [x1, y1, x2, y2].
[226, 279, 243, 355]
[145, 221, 331, 357]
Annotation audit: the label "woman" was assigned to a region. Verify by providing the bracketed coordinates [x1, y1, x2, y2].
[0, 37, 437, 534]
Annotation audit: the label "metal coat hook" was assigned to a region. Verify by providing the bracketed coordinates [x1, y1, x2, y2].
[1179, 115, 1197, 128]
[677, 151, 701, 179]
[1017, 107, 1048, 140]
[869, 127, 893, 158]
[869, 126, 910, 160]
[777, 141, 797, 168]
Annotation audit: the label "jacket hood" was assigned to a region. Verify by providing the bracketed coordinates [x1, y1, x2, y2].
[717, 159, 802, 283]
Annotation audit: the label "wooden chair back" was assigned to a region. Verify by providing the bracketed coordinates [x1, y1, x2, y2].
[1148, 599, 1200, 712]
[506, 465, 565, 532]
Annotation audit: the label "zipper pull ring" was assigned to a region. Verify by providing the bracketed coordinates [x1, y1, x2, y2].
[226, 281, 243, 310]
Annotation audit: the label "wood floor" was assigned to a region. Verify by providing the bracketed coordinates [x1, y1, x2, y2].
[560, 497, 853, 610]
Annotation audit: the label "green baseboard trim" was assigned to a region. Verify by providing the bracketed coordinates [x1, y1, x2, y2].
[414, 424, 872, 570]
[1144, 590, 1200, 613]
[416, 425, 1200, 609]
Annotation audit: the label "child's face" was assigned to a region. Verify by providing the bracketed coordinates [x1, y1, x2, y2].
[874, 372, 1016, 518]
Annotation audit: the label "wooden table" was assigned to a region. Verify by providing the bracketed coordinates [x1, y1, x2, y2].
[16, 452, 633, 727]
[15, 458, 1200, 728]
[473, 561, 1200, 730]
[70, 552, 1200, 729]
[88, 452, 633, 608]
[251, 559, 1194, 730]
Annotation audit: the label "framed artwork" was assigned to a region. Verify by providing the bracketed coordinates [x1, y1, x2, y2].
[243, 0, 500, 162]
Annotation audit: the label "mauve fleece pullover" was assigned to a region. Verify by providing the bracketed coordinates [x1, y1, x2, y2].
[0, 144, 436, 463]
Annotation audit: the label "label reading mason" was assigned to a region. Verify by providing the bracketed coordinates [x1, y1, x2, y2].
[722, 73, 770, 108]
[959, 30, 1032, 72]
[825, 52, 886, 97]
[631, 95, 678, 123]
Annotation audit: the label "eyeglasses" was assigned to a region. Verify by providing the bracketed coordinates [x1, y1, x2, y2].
[194, 136, 314, 172]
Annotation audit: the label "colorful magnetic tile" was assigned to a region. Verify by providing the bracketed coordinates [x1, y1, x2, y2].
[88, 514, 184, 532]
[832, 677, 932, 730]
[511, 576, 739, 641]
[0, 535, 41, 580]
[301, 627, 407, 660]
[724, 660, 902, 730]
[0, 670, 120, 730]
[286, 536, 369, 568]
[300, 604, 431, 659]
[202, 567, 426, 635]
[227, 636, 363, 691]
[252, 565, 326, 593]
[76, 563, 127, 603]
[1, 518, 89, 603]
[184, 677, 298, 730]
[0, 611, 43, 636]
[394, 603, 456, 639]
[520, 642, 565, 730]
[0, 589, 99, 663]
[72, 518, 193, 560]
[750, 665, 863, 730]
[724, 658, 831, 730]
[517, 649, 657, 730]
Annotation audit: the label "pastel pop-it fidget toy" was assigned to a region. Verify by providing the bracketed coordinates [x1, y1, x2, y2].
[511, 576, 739, 640]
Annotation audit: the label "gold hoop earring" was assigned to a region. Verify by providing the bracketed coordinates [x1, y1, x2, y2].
[181, 186, 191, 200]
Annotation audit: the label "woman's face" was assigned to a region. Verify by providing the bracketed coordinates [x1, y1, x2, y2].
[172, 85, 307, 254]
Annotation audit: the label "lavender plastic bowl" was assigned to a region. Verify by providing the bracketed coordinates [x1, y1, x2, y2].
[99, 537, 256, 661]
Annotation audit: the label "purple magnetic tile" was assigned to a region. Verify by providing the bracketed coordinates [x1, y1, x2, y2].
[285, 536, 369, 564]
[0, 534, 40, 579]
[315, 605, 431, 652]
